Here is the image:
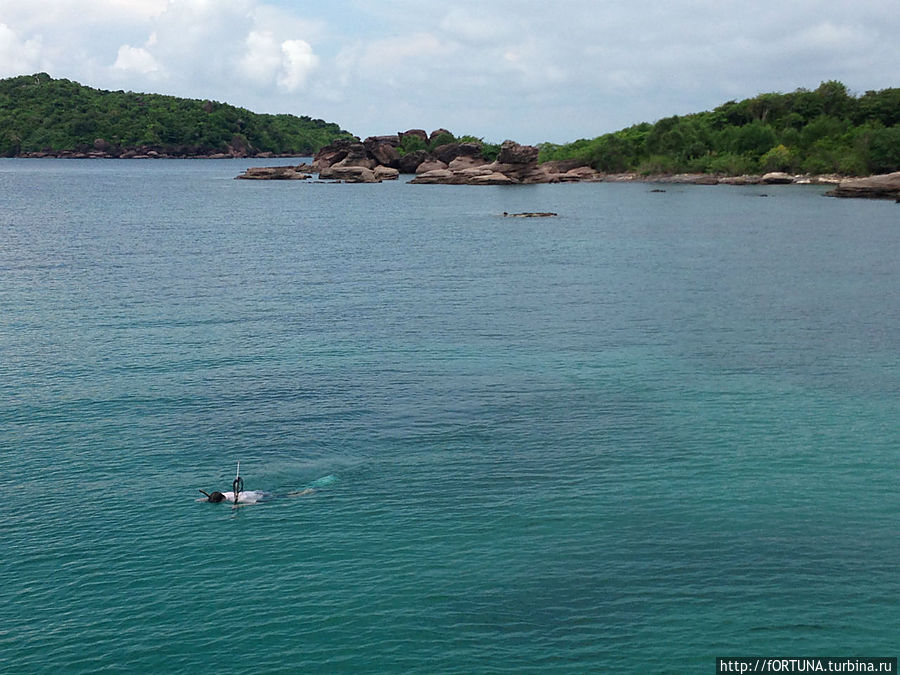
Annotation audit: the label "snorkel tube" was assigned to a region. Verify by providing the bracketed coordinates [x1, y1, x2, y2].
[233, 462, 243, 505]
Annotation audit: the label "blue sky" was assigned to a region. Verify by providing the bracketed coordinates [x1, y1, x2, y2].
[1, 0, 897, 144]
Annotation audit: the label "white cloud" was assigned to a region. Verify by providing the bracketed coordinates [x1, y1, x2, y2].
[0, 23, 43, 76]
[278, 39, 317, 91]
[113, 44, 160, 75]
[239, 30, 284, 84]
[237, 30, 317, 91]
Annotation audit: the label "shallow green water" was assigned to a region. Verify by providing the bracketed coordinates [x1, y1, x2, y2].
[2, 160, 898, 672]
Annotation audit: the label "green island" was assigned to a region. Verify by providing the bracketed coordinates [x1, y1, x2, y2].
[539, 81, 899, 177]
[0, 73, 353, 158]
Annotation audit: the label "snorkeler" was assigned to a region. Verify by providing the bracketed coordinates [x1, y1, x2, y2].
[198, 468, 337, 504]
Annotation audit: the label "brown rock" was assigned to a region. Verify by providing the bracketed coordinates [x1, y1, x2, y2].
[236, 166, 311, 180]
[498, 140, 539, 165]
[469, 172, 518, 185]
[373, 165, 400, 180]
[320, 165, 381, 183]
[415, 159, 449, 174]
[654, 173, 719, 185]
[826, 172, 900, 200]
[332, 143, 375, 169]
[761, 172, 794, 184]
[432, 142, 483, 165]
[364, 136, 400, 168]
[718, 175, 763, 185]
[409, 169, 457, 184]
[397, 150, 430, 174]
[448, 156, 487, 171]
[365, 135, 400, 147]
[312, 138, 355, 170]
[560, 166, 602, 182]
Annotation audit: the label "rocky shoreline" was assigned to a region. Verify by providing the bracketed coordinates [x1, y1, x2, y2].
[235, 130, 899, 199]
[16, 137, 305, 160]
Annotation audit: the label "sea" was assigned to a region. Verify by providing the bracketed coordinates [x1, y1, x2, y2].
[1, 158, 897, 673]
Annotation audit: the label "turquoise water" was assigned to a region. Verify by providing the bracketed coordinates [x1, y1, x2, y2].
[1, 159, 898, 673]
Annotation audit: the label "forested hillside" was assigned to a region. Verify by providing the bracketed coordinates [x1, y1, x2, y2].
[0, 73, 352, 157]
[539, 81, 900, 176]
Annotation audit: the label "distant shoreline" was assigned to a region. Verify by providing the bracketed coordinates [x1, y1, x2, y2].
[9, 150, 308, 160]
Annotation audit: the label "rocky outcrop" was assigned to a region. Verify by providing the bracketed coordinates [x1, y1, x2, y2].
[330, 142, 375, 170]
[312, 139, 354, 170]
[498, 140, 539, 165]
[409, 140, 558, 185]
[364, 136, 400, 168]
[826, 172, 900, 200]
[314, 131, 492, 176]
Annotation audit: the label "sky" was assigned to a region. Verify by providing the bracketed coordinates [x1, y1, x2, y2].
[0, 0, 897, 144]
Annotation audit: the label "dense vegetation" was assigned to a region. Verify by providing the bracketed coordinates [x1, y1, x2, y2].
[539, 81, 900, 176]
[0, 73, 352, 156]
[396, 131, 501, 162]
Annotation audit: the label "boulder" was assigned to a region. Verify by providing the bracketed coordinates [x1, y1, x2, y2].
[654, 173, 719, 185]
[397, 149, 430, 174]
[320, 165, 381, 183]
[373, 165, 400, 180]
[312, 138, 355, 170]
[236, 166, 311, 180]
[409, 169, 457, 184]
[433, 142, 483, 165]
[415, 159, 449, 174]
[498, 140, 539, 165]
[448, 156, 488, 171]
[332, 143, 375, 169]
[456, 167, 495, 178]
[718, 175, 763, 185]
[469, 172, 518, 185]
[364, 136, 400, 168]
[482, 159, 554, 184]
[560, 166, 602, 182]
[761, 172, 795, 184]
[365, 134, 400, 147]
[826, 172, 900, 200]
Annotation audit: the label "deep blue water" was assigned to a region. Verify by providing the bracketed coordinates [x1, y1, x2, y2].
[1, 159, 898, 673]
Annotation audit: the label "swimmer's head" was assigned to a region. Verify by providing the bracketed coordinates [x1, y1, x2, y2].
[199, 490, 227, 503]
